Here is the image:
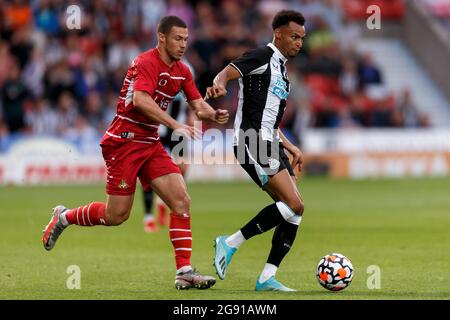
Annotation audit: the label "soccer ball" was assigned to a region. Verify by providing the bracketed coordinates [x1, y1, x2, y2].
[316, 253, 354, 291]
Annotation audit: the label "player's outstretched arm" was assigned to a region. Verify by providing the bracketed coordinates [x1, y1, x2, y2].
[134, 90, 198, 138]
[205, 65, 241, 100]
[188, 99, 229, 125]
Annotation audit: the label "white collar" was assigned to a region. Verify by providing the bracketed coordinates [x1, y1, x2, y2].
[267, 43, 288, 63]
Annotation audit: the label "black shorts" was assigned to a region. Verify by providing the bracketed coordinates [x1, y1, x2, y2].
[233, 137, 295, 188]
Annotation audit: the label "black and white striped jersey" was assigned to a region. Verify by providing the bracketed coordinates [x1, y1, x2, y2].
[230, 43, 290, 145]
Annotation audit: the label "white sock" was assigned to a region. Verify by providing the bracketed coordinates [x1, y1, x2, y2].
[225, 230, 245, 248]
[144, 213, 155, 221]
[60, 212, 69, 227]
[259, 263, 278, 283]
[177, 265, 192, 274]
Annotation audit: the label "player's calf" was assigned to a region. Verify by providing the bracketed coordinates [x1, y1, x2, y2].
[64, 202, 108, 226]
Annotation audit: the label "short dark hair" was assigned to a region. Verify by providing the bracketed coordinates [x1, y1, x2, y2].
[272, 10, 305, 30]
[157, 16, 187, 34]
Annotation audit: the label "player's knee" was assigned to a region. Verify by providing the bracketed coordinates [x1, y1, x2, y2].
[171, 193, 191, 213]
[286, 198, 304, 216]
[181, 193, 191, 211]
[107, 209, 130, 226]
[115, 213, 130, 225]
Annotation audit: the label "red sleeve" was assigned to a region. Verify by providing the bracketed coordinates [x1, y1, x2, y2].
[181, 65, 202, 101]
[133, 55, 157, 95]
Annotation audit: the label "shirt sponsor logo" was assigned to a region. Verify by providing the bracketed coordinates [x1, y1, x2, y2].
[272, 78, 289, 99]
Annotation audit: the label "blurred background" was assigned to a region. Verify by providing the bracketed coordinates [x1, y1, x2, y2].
[1, 0, 450, 184]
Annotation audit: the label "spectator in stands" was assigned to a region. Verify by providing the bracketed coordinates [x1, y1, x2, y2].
[369, 90, 395, 127]
[34, 0, 60, 36]
[84, 90, 106, 131]
[358, 52, 383, 89]
[0, 119, 11, 152]
[418, 113, 432, 127]
[45, 60, 76, 103]
[339, 57, 359, 97]
[62, 114, 100, 154]
[284, 65, 312, 145]
[348, 91, 368, 126]
[0, 40, 13, 88]
[141, 0, 167, 42]
[167, 0, 195, 28]
[336, 108, 361, 128]
[1, 58, 28, 133]
[314, 96, 340, 128]
[107, 36, 140, 72]
[22, 46, 46, 98]
[101, 90, 118, 132]
[306, 16, 337, 54]
[25, 98, 58, 135]
[55, 91, 78, 135]
[3, 0, 33, 31]
[9, 26, 33, 70]
[0, 0, 437, 154]
[397, 88, 420, 127]
[337, 13, 361, 51]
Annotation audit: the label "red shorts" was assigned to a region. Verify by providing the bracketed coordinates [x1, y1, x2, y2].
[101, 140, 181, 195]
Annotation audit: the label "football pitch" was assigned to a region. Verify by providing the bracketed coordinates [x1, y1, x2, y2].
[1, 178, 449, 300]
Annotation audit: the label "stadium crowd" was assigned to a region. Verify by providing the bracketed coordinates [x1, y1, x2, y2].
[421, 0, 450, 35]
[0, 0, 431, 152]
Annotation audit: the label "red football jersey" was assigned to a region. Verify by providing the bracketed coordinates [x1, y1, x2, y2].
[102, 48, 201, 144]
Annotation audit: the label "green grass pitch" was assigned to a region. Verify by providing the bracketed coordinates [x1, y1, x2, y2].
[1, 177, 449, 300]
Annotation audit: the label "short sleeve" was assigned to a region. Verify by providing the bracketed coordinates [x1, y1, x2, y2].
[229, 47, 271, 77]
[133, 56, 157, 95]
[181, 67, 202, 101]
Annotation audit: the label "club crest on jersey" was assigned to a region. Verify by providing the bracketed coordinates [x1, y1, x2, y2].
[118, 179, 129, 189]
[268, 157, 280, 170]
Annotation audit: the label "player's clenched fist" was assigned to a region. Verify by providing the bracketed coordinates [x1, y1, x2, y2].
[214, 109, 229, 124]
[205, 85, 227, 99]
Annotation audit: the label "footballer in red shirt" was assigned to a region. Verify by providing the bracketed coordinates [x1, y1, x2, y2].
[42, 16, 229, 290]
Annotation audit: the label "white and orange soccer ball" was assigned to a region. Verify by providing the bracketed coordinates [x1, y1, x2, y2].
[316, 253, 354, 291]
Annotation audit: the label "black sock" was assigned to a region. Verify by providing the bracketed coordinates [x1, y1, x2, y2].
[267, 221, 299, 267]
[143, 189, 154, 214]
[240, 203, 285, 240]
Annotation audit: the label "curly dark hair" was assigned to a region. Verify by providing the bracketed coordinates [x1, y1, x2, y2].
[272, 10, 305, 30]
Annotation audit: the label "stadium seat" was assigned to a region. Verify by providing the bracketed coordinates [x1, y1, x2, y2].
[305, 74, 340, 96]
[422, 0, 450, 17]
[342, 0, 405, 20]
